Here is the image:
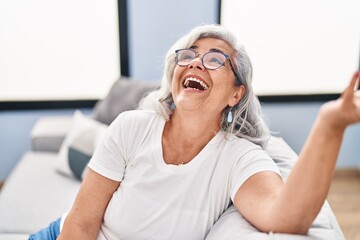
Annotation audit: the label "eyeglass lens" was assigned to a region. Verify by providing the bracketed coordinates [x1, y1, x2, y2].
[176, 49, 226, 70]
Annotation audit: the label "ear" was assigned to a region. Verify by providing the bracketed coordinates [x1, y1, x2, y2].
[228, 85, 245, 107]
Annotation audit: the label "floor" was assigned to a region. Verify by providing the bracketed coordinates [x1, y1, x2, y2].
[328, 169, 360, 240]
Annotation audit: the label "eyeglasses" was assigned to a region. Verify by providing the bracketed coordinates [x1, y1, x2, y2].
[175, 48, 242, 85]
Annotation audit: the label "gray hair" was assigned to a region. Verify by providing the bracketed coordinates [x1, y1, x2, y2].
[140, 24, 270, 147]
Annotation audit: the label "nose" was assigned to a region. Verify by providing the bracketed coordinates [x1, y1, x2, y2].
[188, 57, 205, 70]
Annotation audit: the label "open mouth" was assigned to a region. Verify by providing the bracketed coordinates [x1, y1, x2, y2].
[183, 77, 209, 91]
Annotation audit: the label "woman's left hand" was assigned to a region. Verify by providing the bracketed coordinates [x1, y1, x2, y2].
[319, 71, 360, 131]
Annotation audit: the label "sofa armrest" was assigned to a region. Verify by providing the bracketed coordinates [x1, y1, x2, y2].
[30, 116, 73, 152]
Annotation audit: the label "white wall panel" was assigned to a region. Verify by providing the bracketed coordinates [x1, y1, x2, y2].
[0, 0, 120, 100]
[221, 0, 360, 95]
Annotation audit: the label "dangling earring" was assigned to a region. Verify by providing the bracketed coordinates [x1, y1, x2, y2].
[227, 108, 233, 123]
[170, 102, 176, 111]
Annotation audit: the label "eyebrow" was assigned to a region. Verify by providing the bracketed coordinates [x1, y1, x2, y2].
[189, 45, 226, 55]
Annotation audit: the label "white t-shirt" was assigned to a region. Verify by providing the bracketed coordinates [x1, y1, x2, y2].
[88, 110, 280, 240]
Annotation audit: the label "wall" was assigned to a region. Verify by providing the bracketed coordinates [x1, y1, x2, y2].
[127, 0, 219, 81]
[262, 102, 360, 168]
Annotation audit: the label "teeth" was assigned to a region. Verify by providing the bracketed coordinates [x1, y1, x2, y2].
[184, 77, 209, 90]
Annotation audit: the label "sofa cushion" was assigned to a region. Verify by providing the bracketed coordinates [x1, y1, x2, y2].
[0, 152, 81, 234]
[57, 110, 107, 180]
[92, 77, 159, 125]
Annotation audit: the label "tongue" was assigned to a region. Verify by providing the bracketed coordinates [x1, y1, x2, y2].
[187, 81, 204, 90]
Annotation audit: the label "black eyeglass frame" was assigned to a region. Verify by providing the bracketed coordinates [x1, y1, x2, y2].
[175, 48, 243, 85]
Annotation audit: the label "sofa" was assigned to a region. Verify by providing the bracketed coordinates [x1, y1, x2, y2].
[0, 77, 345, 239]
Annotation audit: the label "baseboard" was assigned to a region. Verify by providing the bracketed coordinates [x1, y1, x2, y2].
[333, 168, 360, 178]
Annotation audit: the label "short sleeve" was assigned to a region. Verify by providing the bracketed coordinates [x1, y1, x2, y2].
[88, 113, 128, 182]
[229, 148, 281, 201]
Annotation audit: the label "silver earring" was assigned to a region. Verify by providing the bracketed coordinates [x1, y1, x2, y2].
[170, 102, 176, 111]
[227, 108, 233, 123]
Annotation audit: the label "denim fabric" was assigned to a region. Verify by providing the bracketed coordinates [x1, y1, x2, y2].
[28, 218, 61, 240]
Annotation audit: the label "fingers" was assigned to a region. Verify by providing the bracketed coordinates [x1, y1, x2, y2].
[342, 71, 360, 100]
[356, 90, 360, 117]
[352, 71, 360, 90]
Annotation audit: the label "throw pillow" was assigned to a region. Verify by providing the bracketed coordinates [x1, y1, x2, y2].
[56, 110, 107, 180]
[92, 77, 159, 125]
[68, 129, 97, 180]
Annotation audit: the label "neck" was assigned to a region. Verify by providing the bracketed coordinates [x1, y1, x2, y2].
[162, 110, 221, 165]
[167, 109, 221, 145]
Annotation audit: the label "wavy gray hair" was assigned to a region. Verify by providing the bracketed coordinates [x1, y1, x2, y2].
[140, 24, 270, 147]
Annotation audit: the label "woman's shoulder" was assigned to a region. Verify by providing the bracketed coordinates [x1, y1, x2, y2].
[221, 132, 264, 154]
[220, 133, 274, 170]
[224, 132, 261, 147]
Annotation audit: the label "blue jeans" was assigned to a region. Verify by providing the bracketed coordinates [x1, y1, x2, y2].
[28, 218, 61, 240]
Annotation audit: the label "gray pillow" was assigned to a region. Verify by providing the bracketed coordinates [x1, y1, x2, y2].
[93, 77, 159, 125]
[263, 136, 298, 181]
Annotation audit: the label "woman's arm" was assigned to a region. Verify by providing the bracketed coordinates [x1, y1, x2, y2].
[57, 167, 120, 240]
[234, 71, 360, 234]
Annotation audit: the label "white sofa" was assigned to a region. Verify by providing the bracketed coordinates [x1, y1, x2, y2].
[0, 78, 345, 239]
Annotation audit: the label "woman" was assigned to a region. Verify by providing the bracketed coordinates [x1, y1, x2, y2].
[30, 24, 360, 239]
